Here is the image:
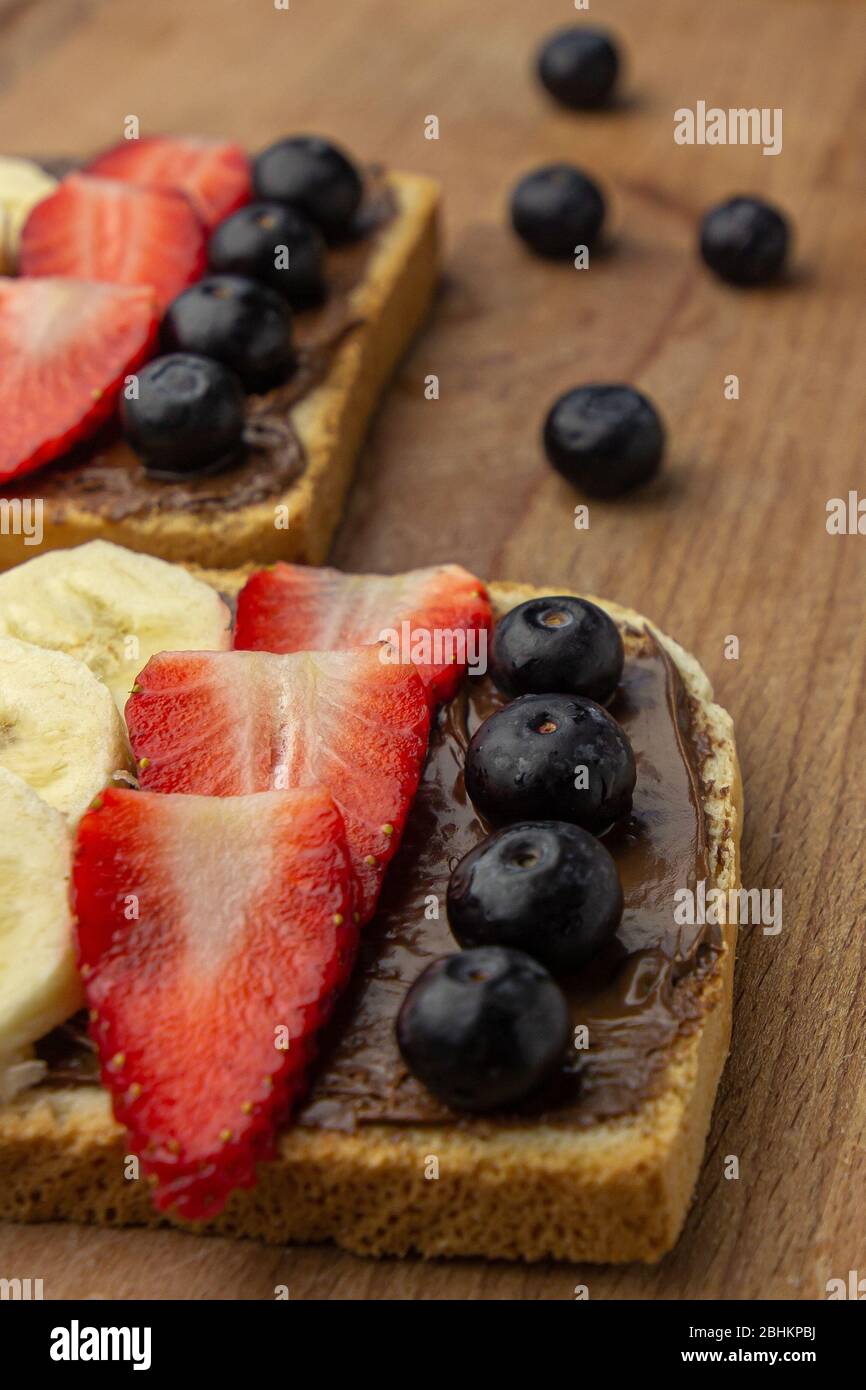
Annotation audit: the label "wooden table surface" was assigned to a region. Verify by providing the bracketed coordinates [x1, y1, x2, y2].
[1, 0, 865, 1301]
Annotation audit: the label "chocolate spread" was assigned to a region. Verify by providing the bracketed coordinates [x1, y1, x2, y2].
[39, 629, 718, 1130]
[1, 175, 396, 520]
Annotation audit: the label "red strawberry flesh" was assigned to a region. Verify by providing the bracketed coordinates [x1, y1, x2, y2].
[86, 135, 252, 230]
[126, 645, 430, 921]
[0, 278, 158, 485]
[233, 563, 493, 703]
[20, 173, 207, 311]
[72, 786, 356, 1221]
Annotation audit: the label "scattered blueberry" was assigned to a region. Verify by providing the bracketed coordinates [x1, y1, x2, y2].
[537, 27, 620, 109]
[122, 354, 246, 477]
[543, 383, 665, 497]
[491, 595, 624, 704]
[464, 692, 636, 831]
[161, 275, 295, 394]
[700, 196, 790, 286]
[447, 822, 622, 975]
[253, 135, 363, 241]
[510, 163, 605, 258]
[396, 946, 570, 1111]
[208, 202, 325, 307]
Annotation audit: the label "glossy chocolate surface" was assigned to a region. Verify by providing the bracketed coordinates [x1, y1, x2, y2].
[299, 630, 714, 1129]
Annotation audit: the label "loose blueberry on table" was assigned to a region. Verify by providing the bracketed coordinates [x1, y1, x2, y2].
[396, 946, 571, 1112]
[447, 820, 623, 975]
[543, 383, 665, 497]
[537, 26, 621, 110]
[490, 595, 624, 704]
[464, 691, 636, 832]
[510, 163, 605, 259]
[699, 195, 790, 287]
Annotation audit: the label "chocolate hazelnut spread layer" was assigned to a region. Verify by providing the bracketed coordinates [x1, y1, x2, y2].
[40, 628, 717, 1129]
[1, 177, 396, 520]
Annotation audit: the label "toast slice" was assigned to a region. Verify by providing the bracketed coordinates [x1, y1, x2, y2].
[0, 577, 741, 1264]
[0, 171, 439, 572]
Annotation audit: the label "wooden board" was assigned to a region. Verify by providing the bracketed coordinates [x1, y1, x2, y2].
[1, 0, 865, 1301]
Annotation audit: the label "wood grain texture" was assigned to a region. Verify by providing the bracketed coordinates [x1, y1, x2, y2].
[1, 0, 865, 1300]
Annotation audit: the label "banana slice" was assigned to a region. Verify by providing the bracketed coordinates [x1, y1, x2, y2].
[0, 156, 58, 273]
[0, 636, 129, 824]
[0, 540, 232, 716]
[0, 1048, 47, 1104]
[0, 767, 82, 1083]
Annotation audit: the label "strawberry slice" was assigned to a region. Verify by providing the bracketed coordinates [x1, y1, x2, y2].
[72, 785, 357, 1222]
[233, 563, 493, 704]
[20, 173, 207, 311]
[0, 278, 158, 485]
[126, 645, 430, 921]
[86, 135, 252, 231]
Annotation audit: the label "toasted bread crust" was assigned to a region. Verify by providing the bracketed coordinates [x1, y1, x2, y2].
[0, 172, 440, 572]
[0, 579, 741, 1262]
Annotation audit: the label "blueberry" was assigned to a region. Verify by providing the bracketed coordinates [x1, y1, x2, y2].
[252, 135, 363, 241]
[464, 693, 635, 831]
[447, 822, 622, 975]
[537, 27, 620, 109]
[491, 596, 624, 704]
[396, 946, 570, 1111]
[208, 202, 325, 307]
[161, 275, 295, 394]
[122, 354, 246, 477]
[543, 383, 664, 497]
[510, 163, 605, 259]
[700, 196, 789, 286]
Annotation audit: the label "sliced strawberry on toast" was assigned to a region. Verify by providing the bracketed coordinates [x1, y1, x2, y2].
[233, 563, 493, 704]
[87, 135, 252, 231]
[0, 278, 159, 485]
[126, 645, 430, 921]
[20, 173, 207, 311]
[72, 785, 357, 1222]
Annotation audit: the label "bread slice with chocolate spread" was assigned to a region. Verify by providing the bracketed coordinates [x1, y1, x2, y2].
[0, 571, 741, 1264]
[0, 171, 439, 572]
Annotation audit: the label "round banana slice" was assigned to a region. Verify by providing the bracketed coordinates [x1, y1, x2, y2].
[0, 767, 82, 1080]
[0, 540, 232, 716]
[0, 637, 130, 824]
[0, 156, 58, 273]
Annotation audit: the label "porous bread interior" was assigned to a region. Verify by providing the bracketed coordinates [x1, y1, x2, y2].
[0, 579, 741, 1264]
[0, 171, 440, 572]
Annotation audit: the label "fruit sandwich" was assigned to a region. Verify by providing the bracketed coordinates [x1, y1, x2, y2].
[0, 541, 741, 1263]
[0, 134, 439, 571]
